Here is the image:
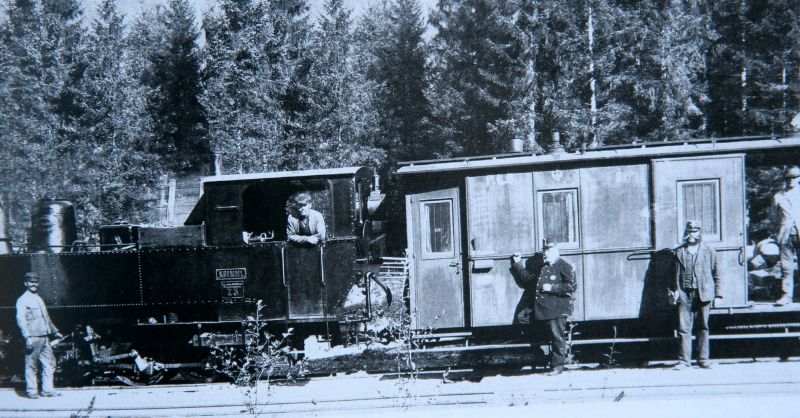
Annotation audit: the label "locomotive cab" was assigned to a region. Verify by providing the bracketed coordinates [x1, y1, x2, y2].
[189, 167, 379, 248]
[170, 167, 386, 325]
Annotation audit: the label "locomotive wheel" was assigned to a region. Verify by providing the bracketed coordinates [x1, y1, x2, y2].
[179, 368, 219, 383]
[145, 369, 179, 385]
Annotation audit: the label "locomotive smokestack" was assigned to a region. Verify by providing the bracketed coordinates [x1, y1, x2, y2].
[548, 132, 565, 154]
[213, 151, 225, 176]
[0, 192, 11, 254]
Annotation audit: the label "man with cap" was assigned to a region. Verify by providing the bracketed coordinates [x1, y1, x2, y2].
[672, 220, 723, 370]
[286, 192, 326, 245]
[511, 239, 577, 375]
[16, 272, 62, 398]
[772, 165, 800, 306]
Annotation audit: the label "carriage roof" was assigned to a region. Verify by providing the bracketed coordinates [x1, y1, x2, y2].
[202, 167, 370, 184]
[396, 134, 800, 175]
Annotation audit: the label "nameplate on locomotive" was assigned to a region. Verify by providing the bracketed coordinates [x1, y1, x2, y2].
[216, 268, 247, 280]
[220, 281, 244, 299]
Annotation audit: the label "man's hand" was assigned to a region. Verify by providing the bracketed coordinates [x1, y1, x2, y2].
[307, 235, 319, 245]
[25, 337, 32, 351]
[54, 332, 64, 340]
[512, 252, 521, 264]
[542, 283, 552, 292]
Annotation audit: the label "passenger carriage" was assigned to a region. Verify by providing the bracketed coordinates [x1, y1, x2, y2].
[398, 134, 800, 351]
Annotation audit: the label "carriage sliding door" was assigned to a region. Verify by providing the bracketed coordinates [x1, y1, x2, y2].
[466, 173, 536, 327]
[407, 188, 464, 329]
[653, 155, 747, 307]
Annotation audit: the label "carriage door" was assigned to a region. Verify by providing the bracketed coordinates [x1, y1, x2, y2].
[407, 188, 465, 329]
[652, 155, 747, 307]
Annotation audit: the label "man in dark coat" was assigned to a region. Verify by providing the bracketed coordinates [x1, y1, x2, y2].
[671, 220, 723, 370]
[511, 239, 578, 375]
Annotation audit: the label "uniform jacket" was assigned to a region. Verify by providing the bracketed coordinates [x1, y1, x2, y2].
[16, 291, 58, 339]
[511, 256, 577, 321]
[772, 188, 800, 244]
[674, 242, 723, 303]
[287, 209, 326, 244]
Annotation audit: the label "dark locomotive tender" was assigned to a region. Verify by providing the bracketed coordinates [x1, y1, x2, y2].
[3, 134, 800, 384]
[0, 167, 389, 382]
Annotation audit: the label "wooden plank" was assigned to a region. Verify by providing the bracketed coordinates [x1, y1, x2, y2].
[583, 252, 649, 320]
[580, 165, 651, 250]
[469, 258, 524, 327]
[465, 173, 535, 255]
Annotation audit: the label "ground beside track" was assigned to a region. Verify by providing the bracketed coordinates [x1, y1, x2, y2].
[1, 357, 799, 417]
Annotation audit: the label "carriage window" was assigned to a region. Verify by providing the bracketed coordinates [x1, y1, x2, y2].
[537, 189, 579, 249]
[678, 180, 720, 242]
[421, 200, 454, 258]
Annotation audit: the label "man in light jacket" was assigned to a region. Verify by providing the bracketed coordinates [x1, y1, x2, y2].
[772, 165, 800, 306]
[16, 272, 62, 398]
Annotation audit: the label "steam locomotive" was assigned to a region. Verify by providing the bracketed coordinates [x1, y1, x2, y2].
[0, 167, 391, 384]
[2, 134, 800, 385]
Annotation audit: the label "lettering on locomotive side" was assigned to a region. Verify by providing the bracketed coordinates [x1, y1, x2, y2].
[215, 268, 247, 280]
[221, 281, 244, 299]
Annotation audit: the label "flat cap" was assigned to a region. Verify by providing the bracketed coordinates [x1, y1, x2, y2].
[291, 192, 312, 206]
[684, 220, 702, 232]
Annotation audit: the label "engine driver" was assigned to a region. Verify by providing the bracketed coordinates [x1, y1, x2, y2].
[286, 192, 326, 245]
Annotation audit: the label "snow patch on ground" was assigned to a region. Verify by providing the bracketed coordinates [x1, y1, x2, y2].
[302, 336, 401, 360]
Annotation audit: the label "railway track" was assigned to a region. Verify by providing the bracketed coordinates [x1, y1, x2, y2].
[2, 358, 800, 417]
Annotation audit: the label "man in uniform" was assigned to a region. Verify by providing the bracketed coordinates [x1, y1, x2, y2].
[287, 192, 326, 245]
[772, 166, 800, 306]
[16, 272, 62, 398]
[511, 239, 577, 375]
[672, 221, 723, 370]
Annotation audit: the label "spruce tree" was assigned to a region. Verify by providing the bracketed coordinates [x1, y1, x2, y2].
[305, 0, 384, 169]
[75, 0, 163, 228]
[621, 0, 713, 142]
[201, 0, 285, 174]
[427, 0, 525, 157]
[132, 0, 208, 174]
[359, 0, 429, 162]
[707, 0, 800, 136]
[0, 0, 87, 241]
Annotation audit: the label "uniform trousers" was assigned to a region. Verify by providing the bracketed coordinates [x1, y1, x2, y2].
[25, 336, 56, 396]
[779, 234, 799, 299]
[677, 289, 711, 366]
[529, 317, 568, 368]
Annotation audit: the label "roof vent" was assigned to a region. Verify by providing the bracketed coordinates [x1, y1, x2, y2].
[510, 138, 524, 153]
[548, 132, 565, 154]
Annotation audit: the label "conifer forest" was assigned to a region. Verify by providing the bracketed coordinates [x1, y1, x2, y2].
[1, 0, 798, 245]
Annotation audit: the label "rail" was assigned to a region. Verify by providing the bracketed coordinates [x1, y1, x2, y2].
[626, 246, 744, 261]
[471, 246, 653, 261]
